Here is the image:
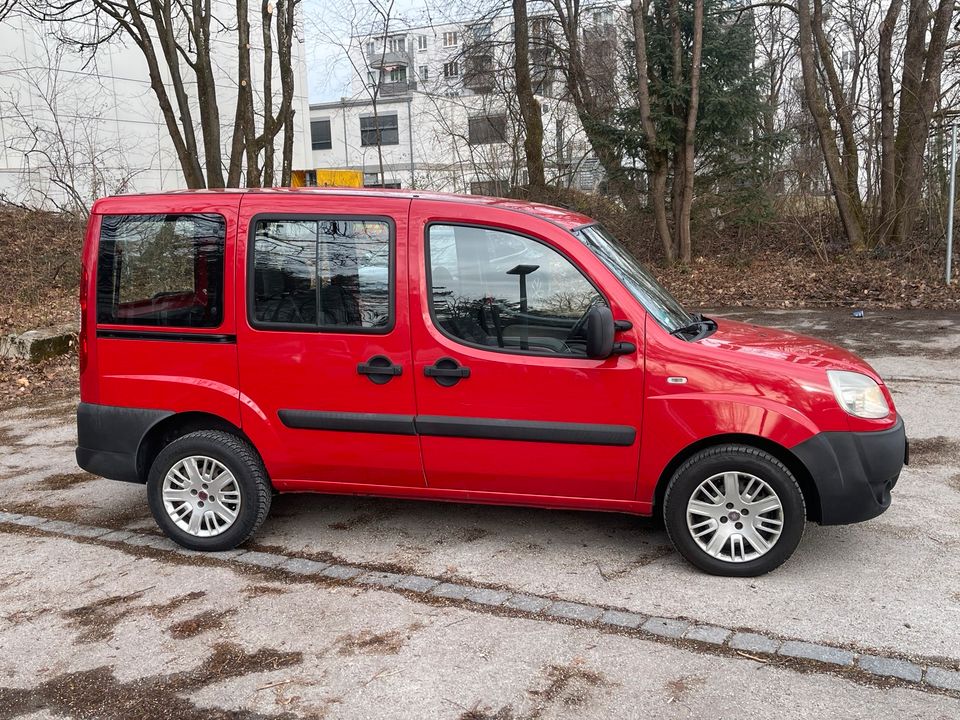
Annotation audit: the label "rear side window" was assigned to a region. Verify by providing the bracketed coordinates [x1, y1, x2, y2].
[96, 214, 225, 328]
[251, 217, 392, 331]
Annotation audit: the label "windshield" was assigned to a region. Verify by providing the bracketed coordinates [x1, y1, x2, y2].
[574, 224, 691, 332]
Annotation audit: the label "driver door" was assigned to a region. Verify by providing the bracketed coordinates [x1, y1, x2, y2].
[409, 200, 645, 501]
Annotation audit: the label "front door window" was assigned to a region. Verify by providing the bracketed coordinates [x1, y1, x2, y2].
[427, 224, 604, 356]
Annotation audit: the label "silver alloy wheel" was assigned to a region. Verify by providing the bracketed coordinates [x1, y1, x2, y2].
[685, 471, 784, 563]
[162, 455, 241, 538]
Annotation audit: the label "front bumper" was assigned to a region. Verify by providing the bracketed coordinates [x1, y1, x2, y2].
[791, 417, 907, 525]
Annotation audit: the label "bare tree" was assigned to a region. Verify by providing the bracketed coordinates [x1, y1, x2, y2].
[878, 0, 954, 245]
[0, 30, 143, 212]
[512, 0, 546, 193]
[40, 0, 302, 189]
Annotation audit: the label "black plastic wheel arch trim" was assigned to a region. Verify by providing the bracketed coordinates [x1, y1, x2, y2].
[76, 402, 174, 483]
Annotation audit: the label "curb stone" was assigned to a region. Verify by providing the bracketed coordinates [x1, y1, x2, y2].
[779, 640, 855, 667]
[858, 655, 923, 683]
[643, 617, 689, 639]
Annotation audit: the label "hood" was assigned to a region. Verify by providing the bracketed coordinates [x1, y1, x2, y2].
[699, 318, 880, 380]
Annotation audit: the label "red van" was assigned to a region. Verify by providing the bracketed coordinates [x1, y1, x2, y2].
[76, 189, 907, 576]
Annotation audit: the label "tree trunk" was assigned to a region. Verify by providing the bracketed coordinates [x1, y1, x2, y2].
[887, 0, 954, 245]
[877, 0, 901, 240]
[677, 0, 703, 264]
[630, 0, 673, 260]
[512, 0, 545, 194]
[191, 0, 225, 187]
[797, 0, 867, 250]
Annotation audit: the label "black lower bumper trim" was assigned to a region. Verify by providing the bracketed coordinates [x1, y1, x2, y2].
[76, 402, 172, 483]
[792, 417, 906, 525]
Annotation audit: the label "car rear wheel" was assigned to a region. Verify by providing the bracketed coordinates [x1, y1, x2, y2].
[663, 445, 805, 576]
[147, 430, 272, 551]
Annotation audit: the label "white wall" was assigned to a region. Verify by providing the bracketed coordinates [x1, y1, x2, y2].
[0, 6, 312, 210]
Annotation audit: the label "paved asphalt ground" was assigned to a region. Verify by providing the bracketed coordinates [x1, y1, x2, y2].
[0, 308, 958, 718]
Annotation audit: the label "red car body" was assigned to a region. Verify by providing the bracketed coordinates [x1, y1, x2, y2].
[77, 189, 905, 527]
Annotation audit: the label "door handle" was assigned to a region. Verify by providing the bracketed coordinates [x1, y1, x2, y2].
[357, 355, 402, 384]
[424, 357, 470, 387]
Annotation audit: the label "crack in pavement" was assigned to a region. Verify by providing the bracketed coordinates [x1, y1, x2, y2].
[1, 512, 959, 700]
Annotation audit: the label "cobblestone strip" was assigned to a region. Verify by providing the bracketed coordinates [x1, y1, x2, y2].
[2, 512, 957, 696]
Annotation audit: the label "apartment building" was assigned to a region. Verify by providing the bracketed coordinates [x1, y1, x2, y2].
[308, 12, 611, 194]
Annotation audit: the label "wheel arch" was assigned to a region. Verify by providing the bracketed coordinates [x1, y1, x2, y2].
[136, 411, 259, 483]
[652, 433, 822, 523]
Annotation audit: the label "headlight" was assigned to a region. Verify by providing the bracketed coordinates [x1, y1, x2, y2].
[827, 370, 890, 419]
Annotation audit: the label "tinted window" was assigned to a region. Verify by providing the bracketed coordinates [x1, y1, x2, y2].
[311, 119, 332, 150]
[96, 214, 225, 328]
[359, 114, 399, 146]
[252, 218, 391, 331]
[468, 115, 507, 145]
[428, 224, 603, 356]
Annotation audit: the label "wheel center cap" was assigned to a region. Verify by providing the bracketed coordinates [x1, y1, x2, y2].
[728, 511, 741, 521]
[198, 490, 208, 501]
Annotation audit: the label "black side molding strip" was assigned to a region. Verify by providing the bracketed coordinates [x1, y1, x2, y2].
[278, 410, 417, 435]
[415, 416, 636, 446]
[97, 329, 236, 343]
[278, 409, 635, 447]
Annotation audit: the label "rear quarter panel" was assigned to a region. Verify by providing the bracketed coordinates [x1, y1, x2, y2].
[84, 193, 243, 425]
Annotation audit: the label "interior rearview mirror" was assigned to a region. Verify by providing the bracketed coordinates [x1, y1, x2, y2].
[585, 304, 615, 359]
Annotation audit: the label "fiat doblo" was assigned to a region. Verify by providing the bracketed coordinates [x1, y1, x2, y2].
[76, 189, 907, 575]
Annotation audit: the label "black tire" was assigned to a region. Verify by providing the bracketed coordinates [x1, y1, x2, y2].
[663, 444, 805, 577]
[147, 430, 272, 551]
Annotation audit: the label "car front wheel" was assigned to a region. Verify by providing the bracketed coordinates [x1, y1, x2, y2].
[663, 445, 806, 576]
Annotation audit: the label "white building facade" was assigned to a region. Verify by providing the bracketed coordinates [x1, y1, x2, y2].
[308, 13, 603, 194]
[0, 6, 313, 210]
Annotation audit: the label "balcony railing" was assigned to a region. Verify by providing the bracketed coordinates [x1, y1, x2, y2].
[367, 48, 412, 68]
[379, 80, 417, 96]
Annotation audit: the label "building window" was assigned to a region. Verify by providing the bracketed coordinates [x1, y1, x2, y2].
[472, 22, 492, 39]
[468, 114, 507, 145]
[251, 218, 392, 331]
[388, 67, 407, 83]
[443, 31, 459, 47]
[360, 114, 400, 146]
[593, 10, 613, 27]
[367, 70, 378, 86]
[96, 214, 225, 328]
[443, 61, 459, 78]
[530, 17, 548, 38]
[419, 65, 429, 81]
[366, 40, 377, 55]
[388, 36, 406, 53]
[311, 119, 332, 150]
[417, 35, 428, 51]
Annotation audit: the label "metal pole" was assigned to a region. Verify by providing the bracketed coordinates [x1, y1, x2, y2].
[947, 121, 957, 284]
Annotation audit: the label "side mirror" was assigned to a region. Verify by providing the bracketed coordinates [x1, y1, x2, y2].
[585, 304, 615, 359]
